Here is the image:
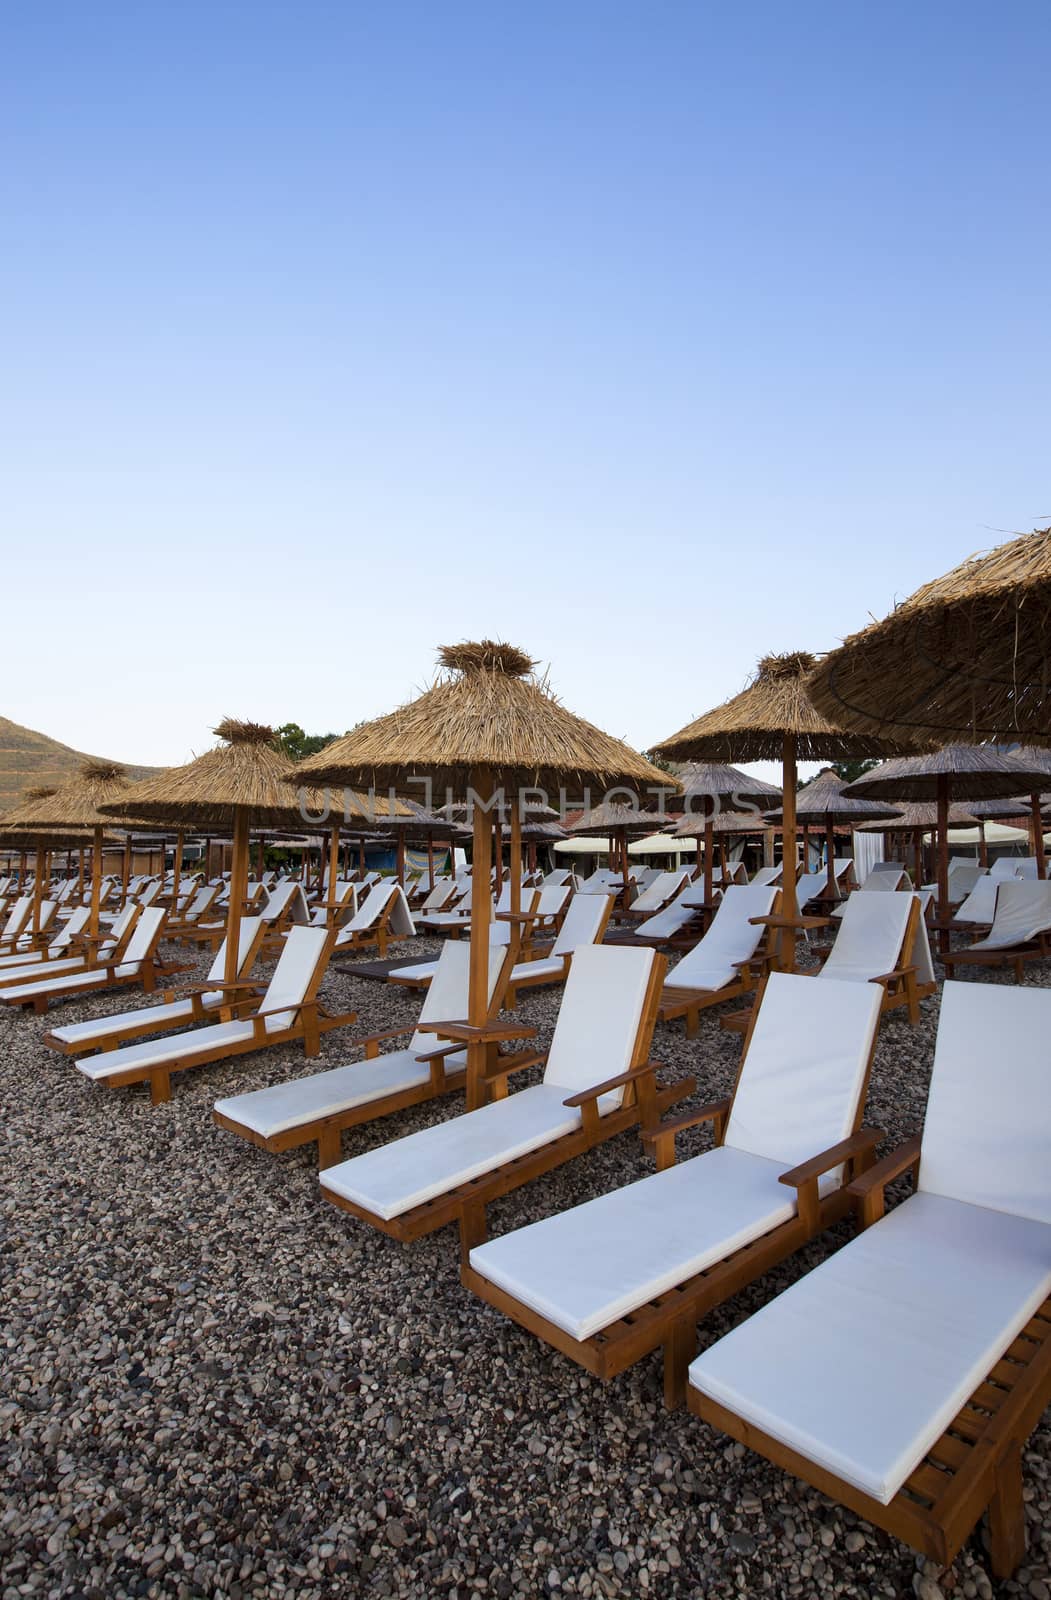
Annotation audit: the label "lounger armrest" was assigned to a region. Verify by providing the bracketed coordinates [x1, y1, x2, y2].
[561, 1059, 667, 1107]
[413, 1041, 469, 1064]
[641, 1095, 733, 1171]
[415, 1021, 536, 1045]
[778, 1128, 882, 1188]
[846, 1135, 922, 1226]
[868, 965, 916, 987]
[353, 1023, 414, 1057]
[480, 1049, 548, 1084]
[495, 911, 538, 924]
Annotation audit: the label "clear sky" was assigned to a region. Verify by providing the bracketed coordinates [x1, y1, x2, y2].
[2, 1, 1048, 775]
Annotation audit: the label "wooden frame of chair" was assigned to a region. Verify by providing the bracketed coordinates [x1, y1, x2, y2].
[41, 919, 269, 1057]
[0, 906, 144, 992]
[212, 945, 518, 1169]
[687, 1140, 1051, 1578]
[322, 954, 694, 1247]
[1, 915, 186, 1015]
[87, 932, 357, 1104]
[163, 882, 222, 938]
[463, 974, 882, 1408]
[335, 892, 404, 959]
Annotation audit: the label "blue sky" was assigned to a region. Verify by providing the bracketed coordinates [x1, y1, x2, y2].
[2, 1, 1048, 775]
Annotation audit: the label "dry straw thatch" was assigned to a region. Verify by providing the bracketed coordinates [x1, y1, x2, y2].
[292, 641, 668, 798]
[570, 801, 665, 836]
[4, 761, 138, 831]
[652, 652, 903, 764]
[672, 809, 769, 839]
[809, 524, 1051, 745]
[99, 720, 403, 829]
[671, 761, 781, 815]
[858, 800, 977, 832]
[842, 743, 1051, 804]
[765, 767, 900, 824]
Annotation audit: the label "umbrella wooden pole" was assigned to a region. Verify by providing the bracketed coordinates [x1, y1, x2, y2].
[19, 850, 26, 889]
[779, 734, 798, 970]
[936, 775, 950, 955]
[508, 805, 524, 965]
[913, 831, 923, 885]
[493, 820, 503, 896]
[76, 847, 85, 899]
[704, 819, 713, 904]
[824, 817, 837, 901]
[466, 772, 493, 1112]
[328, 823, 341, 918]
[1030, 793, 1046, 878]
[619, 829, 631, 904]
[396, 830, 406, 889]
[90, 827, 103, 938]
[978, 821, 988, 868]
[31, 845, 46, 935]
[359, 839, 366, 876]
[427, 835, 435, 892]
[120, 837, 132, 908]
[171, 831, 184, 912]
[224, 810, 250, 987]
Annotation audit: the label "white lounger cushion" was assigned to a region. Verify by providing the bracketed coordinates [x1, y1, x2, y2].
[78, 1019, 258, 1079]
[472, 1144, 798, 1340]
[2, 908, 166, 1002]
[322, 1083, 583, 1219]
[819, 892, 914, 983]
[954, 876, 998, 924]
[508, 893, 612, 985]
[214, 936, 505, 1137]
[471, 970, 883, 1340]
[666, 885, 779, 993]
[629, 870, 689, 914]
[965, 879, 1051, 952]
[0, 907, 91, 971]
[322, 945, 657, 1218]
[50, 917, 264, 1049]
[689, 1190, 1051, 1505]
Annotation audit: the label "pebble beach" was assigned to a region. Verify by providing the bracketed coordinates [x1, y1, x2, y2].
[3, 935, 1049, 1600]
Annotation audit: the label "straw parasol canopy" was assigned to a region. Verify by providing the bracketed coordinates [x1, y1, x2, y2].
[652, 652, 906, 956]
[809, 524, 1051, 746]
[843, 744, 1051, 919]
[293, 641, 668, 799]
[858, 801, 977, 831]
[368, 800, 463, 889]
[290, 641, 668, 1105]
[100, 720, 403, 981]
[570, 801, 665, 900]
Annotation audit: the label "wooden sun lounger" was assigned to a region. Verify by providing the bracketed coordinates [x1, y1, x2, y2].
[0, 908, 184, 1014]
[942, 881, 1051, 983]
[333, 883, 414, 959]
[320, 946, 694, 1247]
[504, 893, 614, 1006]
[43, 916, 268, 1056]
[213, 938, 516, 1168]
[687, 980, 1051, 1579]
[657, 886, 781, 1036]
[73, 925, 356, 1104]
[464, 971, 884, 1408]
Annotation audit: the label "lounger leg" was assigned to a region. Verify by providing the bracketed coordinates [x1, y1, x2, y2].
[988, 1447, 1026, 1578]
[663, 1319, 695, 1410]
[906, 974, 920, 1026]
[317, 1126, 341, 1169]
[459, 1198, 488, 1264]
[150, 1070, 171, 1106]
[685, 1007, 698, 1039]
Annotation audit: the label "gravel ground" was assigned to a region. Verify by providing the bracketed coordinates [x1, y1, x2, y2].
[2, 931, 1048, 1600]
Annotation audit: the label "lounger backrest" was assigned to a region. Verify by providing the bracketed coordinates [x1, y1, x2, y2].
[542, 945, 657, 1108]
[347, 881, 397, 932]
[983, 880, 1051, 947]
[419, 880, 456, 912]
[945, 862, 983, 898]
[551, 891, 614, 957]
[671, 886, 779, 988]
[724, 972, 882, 1170]
[819, 892, 913, 981]
[541, 869, 571, 887]
[262, 881, 300, 923]
[861, 867, 904, 892]
[795, 872, 829, 906]
[954, 876, 998, 923]
[631, 870, 689, 913]
[54, 905, 91, 949]
[115, 907, 167, 975]
[750, 866, 783, 887]
[34, 902, 59, 933]
[184, 887, 213, 918]
[387, 887, 416, 937]
[259, 925, 330, 1032]
[102, 903, 140, 953]
[2, 897, 31, 939]
[410, 934, 509, 1051]
[1014, 856, 1040, 879]
[534, 885, 571, 920]
[832, 858, 854, 881]
[989, 857, 1023, 880]
[206, 915, 264, 982]
[138, 881, 162, 907]
[919, 981, 1051, 1225]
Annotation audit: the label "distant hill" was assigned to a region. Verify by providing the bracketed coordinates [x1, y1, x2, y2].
[0, 716, 161, 812]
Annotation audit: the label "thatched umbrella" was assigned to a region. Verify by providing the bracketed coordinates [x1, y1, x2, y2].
[100, 720, 397, 984]
[500, 817, 568, 876]
[3, 763, 150, 937]
[843, 744, 1051, 942]
[290, 640, 668, 1105]
[670, 808, 767, 883]
[809, 524, 1051, 746]
[960, 796, 1038, 868]
[667, 761, 781, 906]
[438, 797, 559, 893]
[369, 801, 462, 892]
[652, 651, 901, 965]
[0, 785, 112, 934]
[763, 768, 900, 901]
[570, 801, 665, 903]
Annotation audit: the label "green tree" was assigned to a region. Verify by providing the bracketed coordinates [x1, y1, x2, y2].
[828, 757, 880, 785]
[276, 723, 338, 762]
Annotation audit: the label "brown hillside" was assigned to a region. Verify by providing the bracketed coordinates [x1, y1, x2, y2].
[0, 716, 160, 812]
